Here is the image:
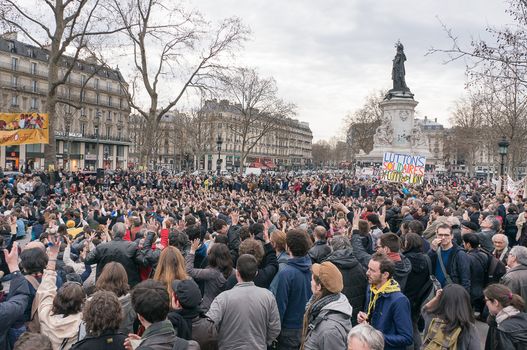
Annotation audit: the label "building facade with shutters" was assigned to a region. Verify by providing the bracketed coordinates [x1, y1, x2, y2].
[0, 33, 131, 171]
[128, 99, 313, 171]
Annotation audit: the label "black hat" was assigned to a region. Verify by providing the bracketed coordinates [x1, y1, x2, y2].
[171, 279, 202, 309]
[460, 220, 479, 232]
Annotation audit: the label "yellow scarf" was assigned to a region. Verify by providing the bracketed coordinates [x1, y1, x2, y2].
[367, 278, 401, 319]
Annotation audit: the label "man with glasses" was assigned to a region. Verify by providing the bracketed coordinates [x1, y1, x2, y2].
[428, 223, 471, 293]
[501, 245, 527, 302]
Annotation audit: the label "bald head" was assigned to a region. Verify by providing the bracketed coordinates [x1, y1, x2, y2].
[23, 241, 46, 251]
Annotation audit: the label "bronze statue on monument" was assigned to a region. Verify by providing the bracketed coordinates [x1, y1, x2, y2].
[386, 41, 414, 100]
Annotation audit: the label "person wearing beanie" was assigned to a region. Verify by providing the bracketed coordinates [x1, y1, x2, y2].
[300, 261, 353, 350]
[168, 279, 218, 350]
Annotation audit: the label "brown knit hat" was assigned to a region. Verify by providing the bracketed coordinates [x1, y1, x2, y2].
[312, 261, 343, 294]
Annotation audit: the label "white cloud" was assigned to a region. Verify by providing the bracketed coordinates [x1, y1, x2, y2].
[192, 0, 512, 140]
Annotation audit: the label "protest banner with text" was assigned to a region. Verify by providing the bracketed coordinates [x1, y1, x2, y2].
[381, 151, 426, 184]
[0, 113, 49, 146]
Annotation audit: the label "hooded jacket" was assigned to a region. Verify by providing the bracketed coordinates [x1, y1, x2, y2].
[324, 248, 367, 325]
[308, 241, 331, 264]
[403, 249, 432, 316]
[302, 293, 353, 350]
[272, 255, 312, 330]
[486, 310, 527, 350]
[393, 253, 412, 291]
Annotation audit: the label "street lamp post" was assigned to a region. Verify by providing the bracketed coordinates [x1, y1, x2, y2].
[216, 134, 223, 176]
[95, 109, 101, 169]
[498, 136, 510, 193]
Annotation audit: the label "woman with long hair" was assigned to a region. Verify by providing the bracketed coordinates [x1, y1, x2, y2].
[484, 284, 527, 349]
[153, 246, 188, 295]
[94, 262, 136, 335]
[185, 240, 234, 311]
[422, 284, 481, 349]
[300, 261, 352, 349]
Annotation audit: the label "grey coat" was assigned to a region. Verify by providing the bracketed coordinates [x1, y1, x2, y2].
[501, 264, 527, 303]
[206, 281, 281, 350]
[302, 293, 353, 350]
[185, 252, 231, 312]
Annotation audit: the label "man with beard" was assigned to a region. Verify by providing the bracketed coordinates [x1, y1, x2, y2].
[357, 252, 412, 350]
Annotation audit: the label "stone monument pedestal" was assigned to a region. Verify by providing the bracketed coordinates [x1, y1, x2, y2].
[356, 92, 430, 164]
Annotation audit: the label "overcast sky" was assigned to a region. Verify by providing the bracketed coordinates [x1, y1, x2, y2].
[190, 0, 512, 141]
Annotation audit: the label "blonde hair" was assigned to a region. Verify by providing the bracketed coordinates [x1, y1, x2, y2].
[270, 230, 287, 252]
[153, 246, 188, 296]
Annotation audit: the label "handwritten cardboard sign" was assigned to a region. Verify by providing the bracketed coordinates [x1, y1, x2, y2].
[381, 152, 426, 184]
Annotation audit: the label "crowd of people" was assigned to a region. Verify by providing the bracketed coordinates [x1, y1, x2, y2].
[1, 168, 527, 350]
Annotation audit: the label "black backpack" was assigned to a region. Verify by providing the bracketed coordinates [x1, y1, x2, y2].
[481, 248, 507, 285]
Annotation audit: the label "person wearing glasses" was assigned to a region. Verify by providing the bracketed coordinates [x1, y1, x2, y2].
[484, 284, 527, 349]
[428, 223, 471, 293]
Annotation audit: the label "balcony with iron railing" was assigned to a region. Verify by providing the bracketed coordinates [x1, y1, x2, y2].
[0, 59, 127, 95]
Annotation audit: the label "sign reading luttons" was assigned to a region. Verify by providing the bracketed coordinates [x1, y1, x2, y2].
[0, 113, 49, 146]
[381, 151, 426, 184]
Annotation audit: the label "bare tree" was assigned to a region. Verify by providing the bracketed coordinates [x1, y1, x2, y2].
[217, 67, 296, 174]
[448, 95, 487, 176]
[344, 90, 385, 154]
[0, 0, 124, 168]
[109, 0, 249, 168]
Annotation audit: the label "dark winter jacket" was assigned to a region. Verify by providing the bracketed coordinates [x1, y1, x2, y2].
[466, 248, 488, 304]
[478, 229, 496, 253]
[71, 331, 127, 350]
[403, 249, 432, 317]
[324, 248, 367, 325]
[136, 320, 200, 350]
[428, 244, 471, 292]
[308, 240, 331, 264]
[168, 308, 217, 350]
[485, 311, 527, 350]
[0, 273, 30, 350]
[224, 242, 278, 290]
[365, 285, 413, 350]
[393, 254, 412, 291]
[271, 255, 312, 330]
[85, 237, 146, 287]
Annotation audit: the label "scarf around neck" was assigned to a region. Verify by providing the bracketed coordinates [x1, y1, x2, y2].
[300, 293, 341, 349]
[367, 278, 401, 320]
[496, 305, 521, 325]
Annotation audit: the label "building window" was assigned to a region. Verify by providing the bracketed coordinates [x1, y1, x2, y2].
[96, 93, 100, 104]
[107, 111, 112, 121]
[119, 98, 123, 109]
[30, 97, 38, 109]
[95, 78, 99, 90]
[11, 95, 18, 106]
[107, 82, 112, 92]
[80, 122, 86, 135]
[26, 144, 41, 153]
[11, 57, 18, 70]
[94, 125, 99, 136]
[106, 127, 111, 138]
[81, 75, 86, 86]
[11, 75, 18, 87]
[81, 107, 86, 116]
[31, 80, 37, 93]
[108, 96, 112, 107]
[80, 91, 85, 102]
[8, 41, 15, 52]
[31, 62, 37, 75]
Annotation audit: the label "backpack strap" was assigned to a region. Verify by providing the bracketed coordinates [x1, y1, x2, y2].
[24, 275, 40, 290]
[437, 248, 453, 285]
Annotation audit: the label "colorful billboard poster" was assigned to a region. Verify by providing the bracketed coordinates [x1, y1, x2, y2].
[381, 151, 426, 184]
[0, 113, 49, 146]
